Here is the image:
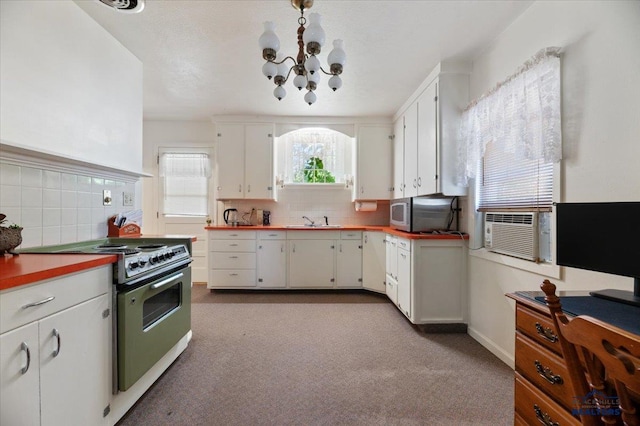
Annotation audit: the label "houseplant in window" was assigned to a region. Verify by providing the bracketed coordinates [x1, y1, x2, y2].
[0, 213, 22, 255]
[301, 156, 336, 183]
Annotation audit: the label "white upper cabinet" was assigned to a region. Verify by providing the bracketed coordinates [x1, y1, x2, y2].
[417, 80, 438, 195]
[402, 103, 419, 198]
[392, 119, 405, 199]
[216, 123, 274, 200]
[354, 125, 393, 200]
[393, 63, 470, 197]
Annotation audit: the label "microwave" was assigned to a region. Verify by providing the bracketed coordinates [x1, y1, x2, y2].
[390, 196, 455, 233]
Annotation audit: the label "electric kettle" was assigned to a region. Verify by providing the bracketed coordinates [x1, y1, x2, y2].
[223, 208, 238, 225]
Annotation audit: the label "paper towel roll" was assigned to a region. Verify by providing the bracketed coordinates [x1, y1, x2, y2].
[355, 201, 378, 212]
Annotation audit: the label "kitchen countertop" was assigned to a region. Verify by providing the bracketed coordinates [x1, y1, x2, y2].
[205, 225, 468, 240]
[0, 253, 118, 291]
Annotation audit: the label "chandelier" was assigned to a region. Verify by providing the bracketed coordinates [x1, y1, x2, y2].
[259, 0, 346, 105]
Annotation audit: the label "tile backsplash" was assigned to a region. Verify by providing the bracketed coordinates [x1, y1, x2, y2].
[218, 186, 390, 226]
[0, 162, 137, 248]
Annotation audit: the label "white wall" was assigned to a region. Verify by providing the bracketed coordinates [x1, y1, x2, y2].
[465, 0, 640, 366]
[0, 1, 143, 174]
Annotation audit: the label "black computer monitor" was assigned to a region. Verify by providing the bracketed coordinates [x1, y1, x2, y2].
[556, 202, 640, 307]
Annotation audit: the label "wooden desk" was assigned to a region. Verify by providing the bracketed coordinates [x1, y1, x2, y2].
[506, 291, 640, 425]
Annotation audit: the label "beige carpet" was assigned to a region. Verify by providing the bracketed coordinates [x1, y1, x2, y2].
[116, 285, 514, 425]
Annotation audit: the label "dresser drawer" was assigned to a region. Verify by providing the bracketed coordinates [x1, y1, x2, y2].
[340, 231, 362, 240]
[515, 332, 574, 409]
[515, 373, 580, 426]
[209, 269, 256, 287]
[210, 239, 256, 252]
[516, 304, 562, 355]
[210, 252, 256, 269]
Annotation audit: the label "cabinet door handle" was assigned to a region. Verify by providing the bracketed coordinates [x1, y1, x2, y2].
[247, 184, 251, 192]
[417, 177, 421, 187]
[22, 296, 55, 309]
[413, 179, 417, 188]
[364, 234, 368, 243]
[20, 342, 31, 374]
[534, 360, 564, 385]
[238, 184, 242, 192]
[535, 323, 559, 343]
[292, 244, 296, 253]
[52, 328, 61, 358]
[281, 244, 284, 253]
[360, 186, 364, 194]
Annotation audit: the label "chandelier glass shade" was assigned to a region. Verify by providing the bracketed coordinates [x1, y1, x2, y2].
[259, 0, 346, 105]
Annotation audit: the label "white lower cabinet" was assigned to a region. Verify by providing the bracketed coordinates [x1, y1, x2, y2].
[289, 239, 335, 288]
[257, 231, 287, 288]
[362, 231, 386, 293]
[209, 229, 362, 289]
[383, 234, 466, 325]
[0, 267, 111, 426]
[396, 246, 411, 318]
[208, 230, 257, 288]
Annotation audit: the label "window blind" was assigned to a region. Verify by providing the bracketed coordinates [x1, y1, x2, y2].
[478, 141, 553, 211]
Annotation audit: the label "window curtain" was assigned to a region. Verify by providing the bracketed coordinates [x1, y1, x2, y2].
[457, 47, 562, 187]
[279, 128, 346, 183]
[159, 153, 211, 178]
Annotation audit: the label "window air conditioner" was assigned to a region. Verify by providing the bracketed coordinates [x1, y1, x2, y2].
[484, 212, 539, 262]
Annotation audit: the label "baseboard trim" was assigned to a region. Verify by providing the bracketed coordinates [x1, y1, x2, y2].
[419, 323, 468, 333]
[467, 326, 514, 369]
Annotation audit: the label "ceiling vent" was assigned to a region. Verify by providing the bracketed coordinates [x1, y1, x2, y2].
[97, 0, 145, 14]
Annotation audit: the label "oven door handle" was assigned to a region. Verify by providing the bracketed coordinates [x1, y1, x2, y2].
[150, 272, 184, 290]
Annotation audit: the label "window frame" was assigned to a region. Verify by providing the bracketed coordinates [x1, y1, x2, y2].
[158, 147, 212, 218]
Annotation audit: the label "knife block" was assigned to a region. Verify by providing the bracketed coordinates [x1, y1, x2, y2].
[107, 216, 141, 237]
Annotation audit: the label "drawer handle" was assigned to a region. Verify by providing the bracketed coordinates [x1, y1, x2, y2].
[230, 244, 238, 247]
[534, 360, 564, 385]
[20, 342, 31, 374]
[268, 234, 278, 237]
[52, 328, 61, 357]
[22, 296, 55, 309]
[533, 404, 559, 426]
[535, 322, 558, 343]
[230, 273, 238, 276]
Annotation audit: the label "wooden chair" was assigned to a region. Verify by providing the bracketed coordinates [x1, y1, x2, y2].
[541, 280, 640, 426]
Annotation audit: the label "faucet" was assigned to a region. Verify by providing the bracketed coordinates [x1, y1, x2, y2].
[323, 216, 329, 226]
[302, 216, 315, 226]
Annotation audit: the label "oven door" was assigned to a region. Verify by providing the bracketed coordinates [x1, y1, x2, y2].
[116, 267, 191, 391]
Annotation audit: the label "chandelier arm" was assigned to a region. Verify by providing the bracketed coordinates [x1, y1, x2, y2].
[270, 56, 298, 66]
[318, 66, 333, 76]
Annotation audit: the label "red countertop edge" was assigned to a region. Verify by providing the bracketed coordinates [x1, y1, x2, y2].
[204, 225, 468, 240]
[0, 254, 118, 291]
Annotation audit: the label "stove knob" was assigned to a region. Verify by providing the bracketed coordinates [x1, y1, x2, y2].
[139, 258, 148, 267]
[128, 261, 139, 270]
[149, 255, 158, 265]
[158, 253, 165, 261]
[167, 251, 175, 259]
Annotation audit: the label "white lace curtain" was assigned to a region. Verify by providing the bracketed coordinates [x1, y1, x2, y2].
[457, 47, 562, 186]
[159, 153, 211, 178]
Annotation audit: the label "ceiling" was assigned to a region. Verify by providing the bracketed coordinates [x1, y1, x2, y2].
[74, 0, 533, 121]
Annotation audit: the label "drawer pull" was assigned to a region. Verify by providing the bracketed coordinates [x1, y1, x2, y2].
[534, 360, 564, 385]
[20, 342, 31, 374]
[535, 322, 558, 343]
[22, 296, 55, 309]
[229, 244, 238, 247]
[533, 404, 559, 426]
[229, 256, 239, 259]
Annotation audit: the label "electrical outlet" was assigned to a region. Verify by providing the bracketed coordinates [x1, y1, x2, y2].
[123, 192, 134, 206]
[103, 190, 112, 206]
